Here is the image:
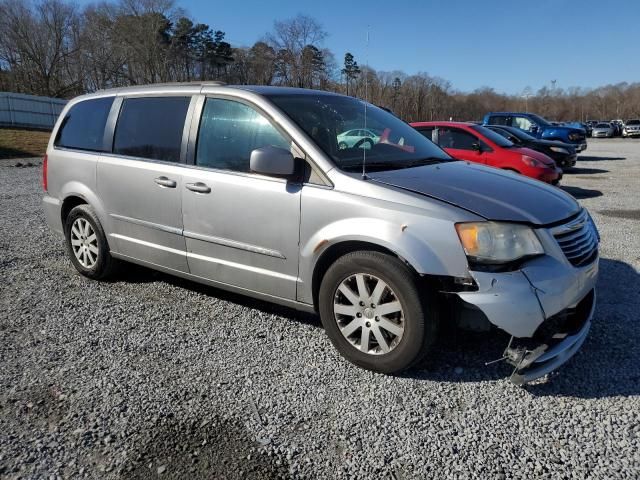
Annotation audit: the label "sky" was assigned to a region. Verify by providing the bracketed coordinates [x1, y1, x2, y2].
[85, 0, 640, 95]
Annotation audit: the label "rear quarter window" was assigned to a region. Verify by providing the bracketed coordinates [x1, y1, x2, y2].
[113, 96, 191, 163]
[55, 97, 114, 152]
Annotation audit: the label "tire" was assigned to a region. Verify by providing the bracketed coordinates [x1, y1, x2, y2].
[318, 251, 438, 374]
[353, 138, 373, 150]
[64, 204, 118, 280]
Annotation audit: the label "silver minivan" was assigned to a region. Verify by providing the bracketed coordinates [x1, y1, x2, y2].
[43, 82, 599, 384]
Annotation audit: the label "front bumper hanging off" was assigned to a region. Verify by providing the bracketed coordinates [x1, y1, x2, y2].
[457, 254, 598, 384]
[505, 290, 595, 385]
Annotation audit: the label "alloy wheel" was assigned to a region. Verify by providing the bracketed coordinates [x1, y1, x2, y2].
[333, 273, 405, 355]
[70, 218, 98, 268]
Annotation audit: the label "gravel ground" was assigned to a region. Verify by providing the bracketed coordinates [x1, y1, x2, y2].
[1, 139, 639, 479]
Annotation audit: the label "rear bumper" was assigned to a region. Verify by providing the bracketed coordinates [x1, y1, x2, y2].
[43, 195, 63, 235]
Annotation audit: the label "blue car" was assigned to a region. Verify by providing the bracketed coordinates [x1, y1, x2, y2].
[483, 112, 587, 153]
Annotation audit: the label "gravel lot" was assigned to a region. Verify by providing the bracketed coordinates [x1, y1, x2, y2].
[1, 139, 639, 479]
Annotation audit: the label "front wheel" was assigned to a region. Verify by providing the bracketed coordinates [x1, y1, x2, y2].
[318, 251, 438, 373]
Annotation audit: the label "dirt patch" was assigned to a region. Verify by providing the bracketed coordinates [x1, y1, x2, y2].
[598, 209, 640, 220]
[125, 419, 288, 479]
[0, 128, 50, 159]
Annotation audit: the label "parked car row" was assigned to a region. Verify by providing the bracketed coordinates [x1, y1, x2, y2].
[585, 119, 640, 137]
[412, 122, 563, 184]
[42, 84, 599, 385]
[481, 112, 588, 152]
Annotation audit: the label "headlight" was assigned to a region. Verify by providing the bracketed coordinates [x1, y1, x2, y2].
[585, 211, 600, 242]
[568, 133, 580, 141]
[522, 155, 542, 167]
[455, 222, 544, 264]
[549, 146, 569, 154]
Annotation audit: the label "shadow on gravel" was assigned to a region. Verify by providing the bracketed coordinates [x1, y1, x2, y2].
[560, 186, 603, 199]
[565, 167, 609, 175]
[117, 264, 321, 329]
[115, 259, 639, 399]
[125, 418, 286, 479]
[598, 209, 640, 221]
[578, 156, 626, 162]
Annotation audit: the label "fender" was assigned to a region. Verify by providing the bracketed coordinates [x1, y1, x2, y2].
[59, 181, 116, 249]
[297, 215, 470, 304]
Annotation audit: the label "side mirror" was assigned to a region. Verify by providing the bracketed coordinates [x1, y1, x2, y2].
[472, 142, 483, 153]
[250, 145, 295, 177]
[530, 125, 539, 134]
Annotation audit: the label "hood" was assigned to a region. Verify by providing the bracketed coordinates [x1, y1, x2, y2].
[532, 138, 576, 150]
[513, 146, 556, 165]
[369, 161, 580, 225]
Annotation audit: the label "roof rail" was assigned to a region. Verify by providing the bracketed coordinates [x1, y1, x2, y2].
[143, 81, 227, 87]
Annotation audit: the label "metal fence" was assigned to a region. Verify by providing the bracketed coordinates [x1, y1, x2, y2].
[0, 92, 67, 130]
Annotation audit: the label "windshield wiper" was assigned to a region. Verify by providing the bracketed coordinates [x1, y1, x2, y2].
[340, 157, 451, 172]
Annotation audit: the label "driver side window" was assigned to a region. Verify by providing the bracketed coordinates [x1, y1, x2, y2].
[196, 98, 291, 173]
[512, 116, 535, 131]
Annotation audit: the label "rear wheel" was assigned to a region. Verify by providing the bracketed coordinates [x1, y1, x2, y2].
[64, 204, 118, 280]
[318, 251, 438, 373]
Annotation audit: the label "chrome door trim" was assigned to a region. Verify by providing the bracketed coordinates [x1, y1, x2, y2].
[187, 250, 296, 282]
[110, 214, 183, 236]
[112, 233, 293, 280]
[183, 230, 286, 259]
[110, 233, 185, 255]
[110, 251, 316, 313]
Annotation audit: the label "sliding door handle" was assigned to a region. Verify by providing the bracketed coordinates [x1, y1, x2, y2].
[154, 176, 177, 188]
[185, 182, 211, 194]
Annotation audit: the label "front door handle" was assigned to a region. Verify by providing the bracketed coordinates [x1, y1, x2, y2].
[185, 182, 211, 194]
[154, 176, 177, 188]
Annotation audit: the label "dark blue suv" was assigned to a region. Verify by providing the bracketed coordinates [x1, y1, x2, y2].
[483, 112, 587, 152]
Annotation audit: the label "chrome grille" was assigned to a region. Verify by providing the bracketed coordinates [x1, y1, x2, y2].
[551, 210, 599, 267]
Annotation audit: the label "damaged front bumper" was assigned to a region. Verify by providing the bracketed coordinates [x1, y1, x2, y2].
[457, 254, 598, 384]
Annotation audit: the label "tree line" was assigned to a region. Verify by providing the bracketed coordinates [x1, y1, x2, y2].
[1, 0, 639, 122]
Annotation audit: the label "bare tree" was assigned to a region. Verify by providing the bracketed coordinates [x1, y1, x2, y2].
[0, 0, 81, 96]
[266, 14, 327, 87]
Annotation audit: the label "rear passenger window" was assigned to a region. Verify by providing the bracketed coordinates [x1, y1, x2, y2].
[437, 127, 478, 150]
[196, 98, 290, 172]
[113, 96, 190, 163]
[416, 127, 435, 142]
[488, 115, 509, 126]
[55, 97, 114, 152]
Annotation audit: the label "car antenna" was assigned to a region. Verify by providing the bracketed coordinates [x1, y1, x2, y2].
[362, 26, 370, 180]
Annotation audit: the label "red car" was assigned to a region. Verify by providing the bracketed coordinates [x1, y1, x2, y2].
[411, 121, 562, 184]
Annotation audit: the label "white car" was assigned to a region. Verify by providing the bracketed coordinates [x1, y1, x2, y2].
[337, 128, 380, 149]
[592, 122, 614, 138]
[623, 119, 640, 137]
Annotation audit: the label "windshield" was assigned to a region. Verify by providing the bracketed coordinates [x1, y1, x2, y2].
[500, 126, 537, 141]
[268, 94, 452, 171]
[626, 119, 640, 125]
[470, 125, 514, 147]
[528, 113, 551, 126]
[596, 123, 611, 128]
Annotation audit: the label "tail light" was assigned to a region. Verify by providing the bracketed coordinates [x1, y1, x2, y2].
[42, 154, 48, 191]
